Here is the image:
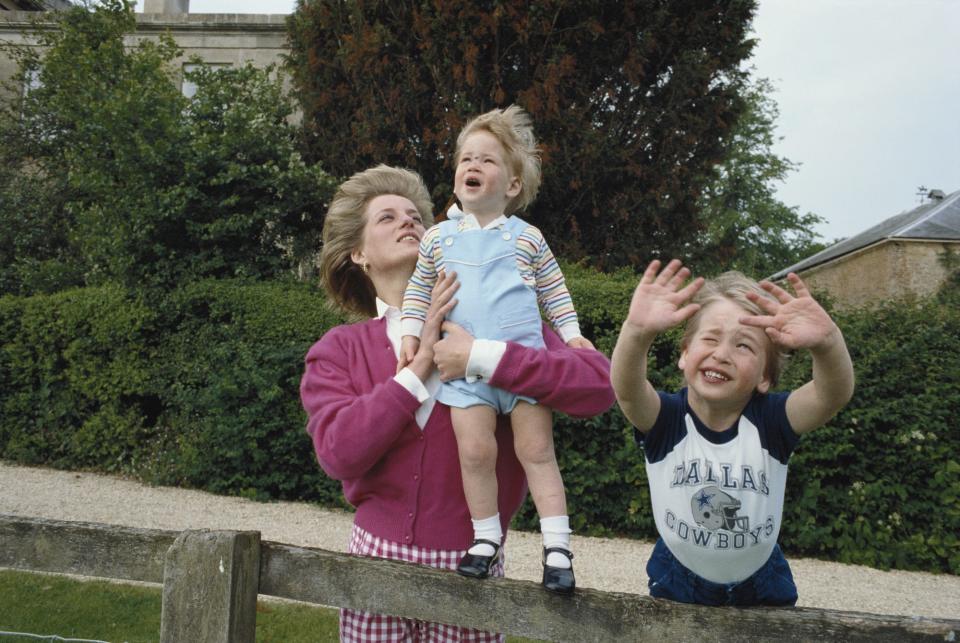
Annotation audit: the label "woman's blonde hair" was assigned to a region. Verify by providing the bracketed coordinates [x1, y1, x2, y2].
[455, 104, 541, 214]
[319, 165, 434, 318]
[681, 271, 788, 388]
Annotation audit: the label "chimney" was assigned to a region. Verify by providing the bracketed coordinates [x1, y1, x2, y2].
[928, 189, 946, 202]
[143, 0, 189, 13]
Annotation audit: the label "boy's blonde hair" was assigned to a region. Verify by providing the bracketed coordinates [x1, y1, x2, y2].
[455, 104, 541, 214]
[320, 164, 434, 318]
[681, 271, 788, 388]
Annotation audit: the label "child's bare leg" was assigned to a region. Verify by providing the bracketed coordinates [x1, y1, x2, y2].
[511, 401, 574, 577]
[451, 405, 500, 557]
[511, 401, 566, 517]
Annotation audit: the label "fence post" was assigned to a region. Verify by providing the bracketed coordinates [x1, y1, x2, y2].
[159, 529, 261, 643]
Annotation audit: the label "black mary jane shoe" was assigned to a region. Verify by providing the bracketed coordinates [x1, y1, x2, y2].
[542, 547, 575, 594]
[457, 539, 501, 579]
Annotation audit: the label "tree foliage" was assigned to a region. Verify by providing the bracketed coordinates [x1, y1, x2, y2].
[288, 0, 759, 269]
[691, 77, 827, 277]
[0, 0, 335, 294]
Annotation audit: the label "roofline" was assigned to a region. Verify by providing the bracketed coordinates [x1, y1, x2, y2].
[769, 236, 960, 281]
[891, 189, 960, 237]
[770, 188, 960, 280]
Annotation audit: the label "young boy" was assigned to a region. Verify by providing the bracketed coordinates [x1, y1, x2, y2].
[610, 259, 854, 606]
[399, 105, 592, 594]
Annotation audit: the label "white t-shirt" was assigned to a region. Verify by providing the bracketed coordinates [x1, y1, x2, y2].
[639, 389, 799, 583]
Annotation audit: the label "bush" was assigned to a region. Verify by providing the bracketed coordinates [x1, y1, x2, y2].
[778, 296, 960, 572]
[0, 285, 155, 470]
[1, 272, 958, 573]
[144, 279, 347, 506]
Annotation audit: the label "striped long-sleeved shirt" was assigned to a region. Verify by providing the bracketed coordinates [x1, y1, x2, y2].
[401, 213, 582, 343]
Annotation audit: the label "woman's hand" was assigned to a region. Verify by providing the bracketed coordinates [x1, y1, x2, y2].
[433, 321, 475, 381]
[405, 271, 458, 382]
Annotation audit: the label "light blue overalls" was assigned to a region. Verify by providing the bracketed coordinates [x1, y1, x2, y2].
[435, 215, 544, 413]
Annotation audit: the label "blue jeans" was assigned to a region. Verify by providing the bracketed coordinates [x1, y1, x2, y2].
[646, 538, 798, 606]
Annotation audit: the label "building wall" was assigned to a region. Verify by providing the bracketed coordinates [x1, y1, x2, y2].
[798, 240, 959, 310]
[1, 11, 290, 102]
[132, 12, 290, 92]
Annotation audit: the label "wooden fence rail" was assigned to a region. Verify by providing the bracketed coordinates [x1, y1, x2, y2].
[1, 514, 957, 642]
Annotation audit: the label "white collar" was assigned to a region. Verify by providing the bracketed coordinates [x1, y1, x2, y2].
[375, 297, 400, 320]
[448, 203, 508, 230]
[463, 212, 508, 230]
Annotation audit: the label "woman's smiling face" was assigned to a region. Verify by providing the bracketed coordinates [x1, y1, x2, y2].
[351, 194, 425, 277]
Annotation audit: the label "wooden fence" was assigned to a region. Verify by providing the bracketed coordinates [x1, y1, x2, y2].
[1, 514, 957, 642]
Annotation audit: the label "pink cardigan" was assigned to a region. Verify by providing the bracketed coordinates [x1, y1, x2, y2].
[300, 318, 615, 550]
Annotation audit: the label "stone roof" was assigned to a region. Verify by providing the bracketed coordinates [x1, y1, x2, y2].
[770, 188, 960, 280]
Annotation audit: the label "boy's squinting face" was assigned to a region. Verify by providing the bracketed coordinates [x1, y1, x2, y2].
[679, 298, 771, 419]
[454, 130, 521, 220]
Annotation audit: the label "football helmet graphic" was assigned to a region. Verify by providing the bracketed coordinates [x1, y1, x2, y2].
[690, 486, 750, 532]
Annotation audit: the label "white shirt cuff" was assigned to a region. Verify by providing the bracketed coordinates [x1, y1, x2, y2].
[400, 318, 425, 338]
[557, 323, 582, 344]
[394, 367, 430, 403]
[466, 339, 507, 384]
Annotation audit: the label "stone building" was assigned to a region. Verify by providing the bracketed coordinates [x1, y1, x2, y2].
[770, 189, 960, 310]
[1, 0, 290, 101]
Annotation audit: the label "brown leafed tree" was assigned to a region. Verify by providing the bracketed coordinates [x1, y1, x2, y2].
[287, 0, 757, 269]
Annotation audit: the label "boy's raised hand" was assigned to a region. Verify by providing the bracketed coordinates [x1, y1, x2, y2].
[625, 259, 704, 335]
[740, 273, 840, 351]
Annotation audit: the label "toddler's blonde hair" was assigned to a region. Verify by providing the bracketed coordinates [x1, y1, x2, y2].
[455, 104, 541, 214]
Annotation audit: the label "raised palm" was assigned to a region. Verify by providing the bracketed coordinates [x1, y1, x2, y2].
[626, 259, 704, 334]
[741, 274, 839, 350]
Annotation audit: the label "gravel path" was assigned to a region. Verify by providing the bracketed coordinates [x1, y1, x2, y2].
[2, 461, 958, 620]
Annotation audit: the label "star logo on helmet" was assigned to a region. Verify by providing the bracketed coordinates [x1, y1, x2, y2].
[694, 489, 715, 510]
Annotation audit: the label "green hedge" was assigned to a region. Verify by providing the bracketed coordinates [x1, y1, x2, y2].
[0, 284, 155, 469]
[1, 273, 958, 574]
[143, 280, 347, 506]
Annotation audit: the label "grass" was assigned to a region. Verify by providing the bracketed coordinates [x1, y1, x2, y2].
[0, 569, 338, 642]
[0, 569, 540, 642]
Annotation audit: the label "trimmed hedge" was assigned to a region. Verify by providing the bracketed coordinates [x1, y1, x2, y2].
[0, 284, 155, 470]
[143, 280, 347, 505]
[1, 272, 958, 573]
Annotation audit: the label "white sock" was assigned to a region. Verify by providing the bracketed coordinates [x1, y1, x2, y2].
[468, 514, 502, 557]
[540, 515, 572, 569]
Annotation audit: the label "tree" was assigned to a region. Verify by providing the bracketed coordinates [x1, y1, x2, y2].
[0, 0, 178, 293]
[287, 0, 758, 270]
[0, 0, 335, 294]
[690, 77, 827, 277]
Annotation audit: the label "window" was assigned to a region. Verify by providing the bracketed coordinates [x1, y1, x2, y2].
[181, 62, 231, 98]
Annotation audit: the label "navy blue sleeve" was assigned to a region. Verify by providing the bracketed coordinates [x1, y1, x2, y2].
[636, 391, 688, 464]
[742, 391, 799, 464]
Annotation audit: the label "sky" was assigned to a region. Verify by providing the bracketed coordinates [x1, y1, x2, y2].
[134, 0, 960, 242]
